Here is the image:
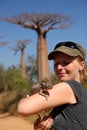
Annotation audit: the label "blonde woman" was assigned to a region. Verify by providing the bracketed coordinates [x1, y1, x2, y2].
[18, 41, 87, 130]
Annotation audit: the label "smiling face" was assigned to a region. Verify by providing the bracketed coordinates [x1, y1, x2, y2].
[53, 53, 85, 82]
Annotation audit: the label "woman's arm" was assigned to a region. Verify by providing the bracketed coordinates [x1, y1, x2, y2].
[17, 82, 76, 116]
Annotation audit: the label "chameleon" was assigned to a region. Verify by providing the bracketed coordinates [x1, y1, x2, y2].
[39, 80, 53, 100]
[28, 80, 53, 120]
[29, 80, 53, 100]
[37, 80, 53, 119]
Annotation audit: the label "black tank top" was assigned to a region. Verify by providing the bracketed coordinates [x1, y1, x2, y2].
[50, 80, 87, 130]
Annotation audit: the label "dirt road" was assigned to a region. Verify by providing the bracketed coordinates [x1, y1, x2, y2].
[0, 113, 34, 130]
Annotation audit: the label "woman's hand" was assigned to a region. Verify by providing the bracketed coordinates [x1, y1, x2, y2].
[34, 115, 53, 130]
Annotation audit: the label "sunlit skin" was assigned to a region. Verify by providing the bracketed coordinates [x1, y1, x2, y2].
[33, 53, 85, 130]
[18, 53, 85, 130]
[54, 53, 85, 83]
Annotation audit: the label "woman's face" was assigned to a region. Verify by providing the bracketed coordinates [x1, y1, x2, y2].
[53, 53, 85, 82]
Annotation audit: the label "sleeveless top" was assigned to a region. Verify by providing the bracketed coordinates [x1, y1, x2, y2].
[50, 80, 87, 130]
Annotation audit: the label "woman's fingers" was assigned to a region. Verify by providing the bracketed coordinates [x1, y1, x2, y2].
[34, 115, 41, 129]
[41, 116, 53, 129]
[34, 115, 53, 130]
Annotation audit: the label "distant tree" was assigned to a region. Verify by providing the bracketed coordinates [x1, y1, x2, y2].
[6, 65, 31, 91]
[0, 64, 7, 92]
[1, 13, 72, 82]
[26, 55, 37, 82]
[10, 39, 31, 78]
[0, 65, 33, 114]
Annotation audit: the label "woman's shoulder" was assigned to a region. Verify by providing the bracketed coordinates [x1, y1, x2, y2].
[54, 80, 78, 88]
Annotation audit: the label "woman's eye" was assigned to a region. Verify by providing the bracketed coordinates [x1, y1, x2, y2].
[54, 63, 59, 67]
[63, 62, 69, 66]
[54, 62, 70, 67]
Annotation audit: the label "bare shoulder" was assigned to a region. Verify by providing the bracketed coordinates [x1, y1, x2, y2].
[53, 81, 71, 90]
[52, 82, 77, 104]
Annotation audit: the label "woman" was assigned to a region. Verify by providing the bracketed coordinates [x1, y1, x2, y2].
[18, 41, 87, 130]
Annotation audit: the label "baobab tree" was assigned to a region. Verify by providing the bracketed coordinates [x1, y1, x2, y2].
[1, 13, 72, 82]
[10, 39, 31, 78]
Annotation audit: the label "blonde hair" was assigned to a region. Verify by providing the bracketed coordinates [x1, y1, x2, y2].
[77, 56, 87, 81]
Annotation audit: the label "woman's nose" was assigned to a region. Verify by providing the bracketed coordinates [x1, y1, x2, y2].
[57, 64, 64, 69]
[54, 63, 64, 70]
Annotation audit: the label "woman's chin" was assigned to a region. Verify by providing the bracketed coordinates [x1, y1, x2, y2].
[59, 77, 69, 82]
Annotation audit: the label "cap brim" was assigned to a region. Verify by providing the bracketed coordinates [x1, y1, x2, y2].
[48, 46, 79, 60]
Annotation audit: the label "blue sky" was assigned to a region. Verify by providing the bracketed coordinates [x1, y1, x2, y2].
[0, 0, 87, 71]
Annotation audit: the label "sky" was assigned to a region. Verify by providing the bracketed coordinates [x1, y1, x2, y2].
[0, 0, 87, 71]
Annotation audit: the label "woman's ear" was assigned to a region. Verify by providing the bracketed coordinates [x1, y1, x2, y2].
[80, 61, 85, 71]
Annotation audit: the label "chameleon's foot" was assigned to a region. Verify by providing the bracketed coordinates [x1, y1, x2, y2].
[39, 90, 50, 100]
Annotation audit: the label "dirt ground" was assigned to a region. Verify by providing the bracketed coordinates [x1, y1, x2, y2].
[0, 113, 34, 130]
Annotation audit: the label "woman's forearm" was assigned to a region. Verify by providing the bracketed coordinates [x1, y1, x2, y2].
[17, 93, 52, 116]
[17, 82, 74, 116]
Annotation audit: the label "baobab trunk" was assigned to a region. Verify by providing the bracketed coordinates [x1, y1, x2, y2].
[37, 34, 51, 82]
[21, 50, 26, 78]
